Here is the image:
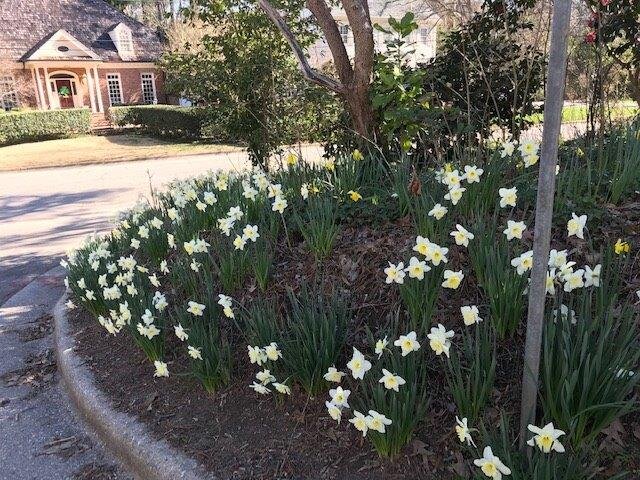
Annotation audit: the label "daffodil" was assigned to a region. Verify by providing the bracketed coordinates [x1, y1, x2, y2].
[273, 382, 291, 395]
[394, 331, 420, 356]
[323, 158, 335, 171]
[563, 269, 584, 292]
[428, 203, 448, 220]
[461, 305, 482, 326]
[326, 401, 342, 423]
[352, 149, 364, 161]
[324, 366, 346, 383]
[196, 201, 207, 212]
[451, 224, 474, 247]
[545, 269, 557, 295]
[503, 220, 527, 240]
[346, 347, 372, 379]
[329, 386, 351, 408]
[203, 191, 217, 205]
[153, 360, 169, 378]
[264, 342, 282, 361]
[511, 251, 533, 275]
[174, 324, 188, 341]
[300, 183, 309, 199]
[138, 225, 149, 239]
[455, 417, 476, 446]
[500, 140, 516, 158]
[614, 238, 630, 254]
[256, 369, 276, 385]
[548, 248, 568, 269]
[405, 256, 430, 280]
[442, 270, 464, 289]
[130, 238, 140, 249]
[443, 169, 462, 188]
[249, 382, 270, 394]
[243, 225, 260, 242]
[348, 190, 363, 202]
[379, 369, 406, 392]
[285, 151, 298, 166]
[444, 186, 466, 205]
[248, 345, 267, 365]
[430, 244, 449, 266]
[526, 423, 566, 453]
[474, 446, 511, 479]
[375, 337, 388, 358]
[499, 187, 517, 208]
[384, 261, 406, 284]
[463, 165, 483, 183]
[272, 195, 288, 214]
[188, 345, 203, 360]
[349, 410, 369, 437]
[413, 236, 432, 257]
[427, 324, 454, 357]
[187, 301, 206, 316]
[366, 410, 392, 434]
[566, 213, 587, 239]
[584, 264, 601, 287]
[233, 235, 247, 251]
[519, 139, 539, 157]
[65, 300, 76, 309]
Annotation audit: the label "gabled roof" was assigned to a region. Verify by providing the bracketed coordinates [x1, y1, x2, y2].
[0, 0, 165, 62]
[25, 29, 101, 61]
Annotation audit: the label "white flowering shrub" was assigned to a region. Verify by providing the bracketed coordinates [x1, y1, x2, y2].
[63, 123, 640, 476]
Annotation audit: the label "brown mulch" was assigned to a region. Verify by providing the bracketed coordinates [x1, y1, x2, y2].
[68, 201, 640, 479]
[18, 313, 54, 342]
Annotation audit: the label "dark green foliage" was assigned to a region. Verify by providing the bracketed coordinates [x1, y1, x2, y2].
[0, 108, 91, 146]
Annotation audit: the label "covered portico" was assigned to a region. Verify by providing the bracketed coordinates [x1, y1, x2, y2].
[25, 60, 105, 113]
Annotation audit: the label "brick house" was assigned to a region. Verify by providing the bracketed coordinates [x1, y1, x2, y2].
[0, 0, 168, 115]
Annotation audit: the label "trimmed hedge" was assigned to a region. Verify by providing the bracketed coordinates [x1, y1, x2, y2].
[109, 105, 228, 141]
[0, 108, 92, 146]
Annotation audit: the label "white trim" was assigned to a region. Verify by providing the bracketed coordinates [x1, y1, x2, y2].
[44, 67, 53, 109]
[140, 72, 157, 104]
[106, 72, 124, 106]
[26, 29, 100, 61]
[85, 67, 97, 113]
[30, 69, 41, 109]
[35, 68, 47, 109]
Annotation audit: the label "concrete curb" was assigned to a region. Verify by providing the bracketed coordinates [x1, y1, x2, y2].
[53, 294, 215, 480]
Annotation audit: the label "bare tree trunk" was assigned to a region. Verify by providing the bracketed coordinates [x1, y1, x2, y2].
[519, 0, 572, 449]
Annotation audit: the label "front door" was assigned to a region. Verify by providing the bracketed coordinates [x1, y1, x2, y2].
[56, 79, 74, 108]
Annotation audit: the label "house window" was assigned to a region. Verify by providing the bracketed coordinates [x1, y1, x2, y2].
[118, 29, 133, 53]
[140, 73, 156, 104]
[420, 28, 431, 44]
[0, 75, 19, 110]
[106, 73, 123, 106]
[339, 25, 350, 44]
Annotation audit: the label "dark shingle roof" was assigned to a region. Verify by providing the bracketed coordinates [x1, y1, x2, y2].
[0, 0, 164, 62]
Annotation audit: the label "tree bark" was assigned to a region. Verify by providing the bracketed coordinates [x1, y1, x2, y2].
[519, 0, 572, 449]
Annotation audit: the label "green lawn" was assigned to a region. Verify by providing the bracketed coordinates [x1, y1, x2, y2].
[526, 103, 638, 124]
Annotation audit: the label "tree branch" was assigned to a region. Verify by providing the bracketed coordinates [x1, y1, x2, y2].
[257, 0, 345, 93]
[341, 0, 374, 90]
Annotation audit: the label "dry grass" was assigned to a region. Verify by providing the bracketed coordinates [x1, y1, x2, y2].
[0, 134, 241, 172]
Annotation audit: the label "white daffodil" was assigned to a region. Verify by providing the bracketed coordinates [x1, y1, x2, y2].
[379, 369, 406, 392]
[153, 360, 169, 378]
[272, 382, 291, 395]
[394, 331, 421, 356]
[256, 369, 276, 385]
[272, 196, 288, 214]
[546, 269, 557, 295]
[203, 191, 217, 205]
[511, 250, 533, 275]
[141, 309, 154, 325]
[167, 233, 176, 249]
[444, 186, 466, 205]
[443, 169, 462, 189]
[527, 422, 566, 453]
[77, 278, 86, 289]
[324, 366, 346, 383]
[503, 220, 527, 240]
[85, 290, 96, 300]
[463, 165, 483, 183]
[413, 236, 432, 257]
[567, 213, 587, 239]
[188, 345, 203, 360]
[267, 183, 283, 199]
[455, 416, 476, 446]
[187, 301, 206, 316]
[366, 410, 392, 434]
[427, 324, 455, 357]
[474, 446, 511, 479]
[196, 201, 207, 212]
[326, 401, 342, 424]
[174, 324, 188, 341]
[584, 264, 601, 287]
[499, 187, 517, 208]
[349, 410, 369, 437]
[430, 244, 449, 266]
[428, 203, 448, 220]
[228, 206, 244, 221]
[233, 235, 247, 251]
[65, 300, 76, 310]
[150, 216, 163, 229]
[554, 304, 578, 325]
[148, 274, 161, 288]
[375, 337, 388, 358]
[461, 305, 482, 326]
[242, 225, 260, 242]
[442, 270, 464, 289]
[384, 261, 406, 284]
[218, 294, 234, 318]
[563, 269, 585, 292]
[264, 342, 282, 361]
[138, 225, 149, 239]
[451, 224, 474, 247]
[405, 256, 430, 280]
[248, 345, 267, 366]
[500, 140, 516, 158]
[300, 183, 309, 200]
[346, 347, 372, 380]
[329, 386, 351, 408]
[249, 382, 270, 394]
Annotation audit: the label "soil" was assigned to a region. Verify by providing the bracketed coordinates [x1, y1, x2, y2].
[68, 200, 640, 479]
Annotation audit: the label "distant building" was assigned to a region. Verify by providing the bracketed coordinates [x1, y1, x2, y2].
[0, 0, 169, 113]
[308, 0, 440, 68]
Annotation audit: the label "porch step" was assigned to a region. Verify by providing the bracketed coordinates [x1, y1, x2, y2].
[90, 113, 112, 131]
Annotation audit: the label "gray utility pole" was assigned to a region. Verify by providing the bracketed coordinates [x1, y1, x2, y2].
[519, 0, 572, 448]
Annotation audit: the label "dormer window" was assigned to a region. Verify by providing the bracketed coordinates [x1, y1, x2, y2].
[109, 23, 135, 59]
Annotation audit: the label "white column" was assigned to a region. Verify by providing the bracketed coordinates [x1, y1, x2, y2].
[34, 67, 47, 110]
[44, 67, 53, 109]
[30, 68, 41, 109]
[93, 66, 104, 113]
[85, 67, 97, 113]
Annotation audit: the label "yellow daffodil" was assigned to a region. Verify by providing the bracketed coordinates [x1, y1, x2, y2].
[352, 149, 364, 161]
[348, 190, 363, 202]
[614, 238, 630, 254]
[285, 152, 298, 166]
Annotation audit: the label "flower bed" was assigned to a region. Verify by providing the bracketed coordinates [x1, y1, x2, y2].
[63, 123, 640, 479]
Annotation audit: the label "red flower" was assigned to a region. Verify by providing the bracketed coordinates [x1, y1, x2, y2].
[585, 31, 597, 44]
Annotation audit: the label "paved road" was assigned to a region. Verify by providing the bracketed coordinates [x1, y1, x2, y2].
[0, 146, 323, 304]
